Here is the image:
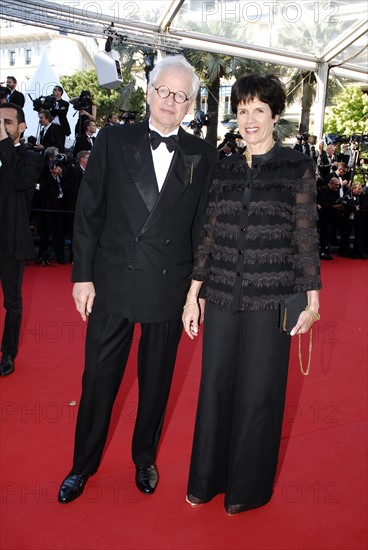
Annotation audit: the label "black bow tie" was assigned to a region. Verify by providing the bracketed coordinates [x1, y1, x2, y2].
[149, 130, 178, 153]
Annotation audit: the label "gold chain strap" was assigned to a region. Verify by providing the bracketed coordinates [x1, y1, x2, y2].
[298, 329, 313, 376]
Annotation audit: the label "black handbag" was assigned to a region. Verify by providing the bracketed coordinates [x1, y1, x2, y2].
[279, 292, 308, 335]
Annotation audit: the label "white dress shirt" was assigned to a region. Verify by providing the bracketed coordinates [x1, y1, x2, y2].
[149, 121, 178, 192]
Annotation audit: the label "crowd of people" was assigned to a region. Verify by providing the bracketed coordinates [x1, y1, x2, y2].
[219, 130, 368, 261]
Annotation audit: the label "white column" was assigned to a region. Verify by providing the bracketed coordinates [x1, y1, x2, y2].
[314, 61, 329, 141]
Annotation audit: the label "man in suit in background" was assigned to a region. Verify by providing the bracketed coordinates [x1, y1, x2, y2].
[58, 54, 217, 503]
[0, 103, 43, 375]
[316, 143, 336, 187]
[63, 150, 90, 261]
[34, 110, 65, 154]
[72, 120, 96, 157]
[6, 76, 25, 108]
[50, 85, 71, 150]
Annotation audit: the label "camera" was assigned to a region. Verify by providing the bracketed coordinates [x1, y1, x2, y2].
[188, 111, 210, 135]
[27, 136, 37, 146]
[119, 110, 138, 124]
[335, 194, 355, 213]
[30, 95, 56, 112]
[224, 131, 242, 143]
[71, 92, 92, 112]
[49, 153, 67, 171]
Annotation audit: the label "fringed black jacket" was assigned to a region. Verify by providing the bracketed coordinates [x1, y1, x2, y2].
[193, 143, 322, 312]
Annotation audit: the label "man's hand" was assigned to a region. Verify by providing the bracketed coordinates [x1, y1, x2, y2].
[0, 116, 8, 141]
[72, 282, 96, 321]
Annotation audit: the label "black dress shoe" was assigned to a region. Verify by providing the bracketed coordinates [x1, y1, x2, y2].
[320, 253, 334, 260]
[135, 465, 158, 494]
[0, 355, 14, 376]
[58, 473, 89, 503]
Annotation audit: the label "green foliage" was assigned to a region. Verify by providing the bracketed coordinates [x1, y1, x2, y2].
[324, 86, 368, 136]
[60, 68, 145, 127]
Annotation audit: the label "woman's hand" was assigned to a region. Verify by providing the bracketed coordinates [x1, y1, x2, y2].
[290, 290, 320, 336]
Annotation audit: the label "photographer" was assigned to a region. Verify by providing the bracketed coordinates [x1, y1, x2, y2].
[294, 133, 310, 156]
[317, 177, 342, 259]
[352, 183, 367, 259]
[36, 155, 67, 264]
[71, 90, 97, 137]
[327, 162, 350, 196]
[63, 150, 90, 261]
[120, 110, 137, 125]
[335, 190, 357, 257]
[49, 85, 71, 148]
[33, 110, 65, 153]
[218, 141, 237, 159]
[188, 110, 209, 137]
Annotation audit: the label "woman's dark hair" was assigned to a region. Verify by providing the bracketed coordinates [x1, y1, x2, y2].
[231, 74, 286, 118]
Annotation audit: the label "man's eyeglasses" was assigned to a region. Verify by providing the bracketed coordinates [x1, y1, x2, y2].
[154, 85, 189, 104]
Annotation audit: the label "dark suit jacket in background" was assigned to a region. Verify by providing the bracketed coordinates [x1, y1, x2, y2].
[40, 123, 65, 153]
[72, 133, 94, 158]
[72, 121, 217, 323]
[63, 163, 83, 212]
[0, 139, 44, 260]
[50, 98, 71, 137]
[7, 89, 25, 108]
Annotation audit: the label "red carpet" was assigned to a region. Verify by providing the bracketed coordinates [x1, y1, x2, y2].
[1, 258, 367, 550]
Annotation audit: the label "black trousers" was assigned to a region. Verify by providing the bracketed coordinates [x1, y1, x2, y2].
[72, 308, 183, 475]
[0, 260, 26, 357]
[188, 303, 291, 511]
[38, 210, 64, 261]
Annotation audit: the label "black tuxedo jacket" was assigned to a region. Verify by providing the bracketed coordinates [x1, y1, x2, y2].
[37, 166, 65, 211]
[50, 99, 71, 137]
[0, 139, 43, 259]
[8, 89, 25, 108]
[73, 133, 94, 158]
[63, 163, 83, 211]
[40, 123, 65, 153]
[72, 121, 217, 322]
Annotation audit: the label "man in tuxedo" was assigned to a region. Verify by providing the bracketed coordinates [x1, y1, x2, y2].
[0, 103, 43, 375]
[58, 55, 217, 504]
[36, 162, 66, 264]
[6, 76, 25, 108]
[50, 85, 71, 149]
[72, 120, 96, 158]
[317, 177, 342, 260]
[34, 110, 65, 153]
[316, 143, 336, 186]
[63, 150, 90, 260]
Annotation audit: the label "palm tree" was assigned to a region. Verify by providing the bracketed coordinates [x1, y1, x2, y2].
[280, 23, 344, 134]
[185, 49, 279, 146]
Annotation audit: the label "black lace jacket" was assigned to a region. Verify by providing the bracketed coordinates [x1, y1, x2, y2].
[193, 143, 322, 312]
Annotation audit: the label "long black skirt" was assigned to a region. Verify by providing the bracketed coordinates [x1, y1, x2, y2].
[187, 303, 291, 512]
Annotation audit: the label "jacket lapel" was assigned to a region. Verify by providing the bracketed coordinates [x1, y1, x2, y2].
[123, 123, 159, 213]
[139, 129, 202, 235]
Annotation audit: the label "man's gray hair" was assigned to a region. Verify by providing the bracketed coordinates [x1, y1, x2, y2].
[148, 55, 200, 100]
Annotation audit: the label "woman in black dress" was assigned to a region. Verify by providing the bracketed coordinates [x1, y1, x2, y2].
[182, 74, 321, 515]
